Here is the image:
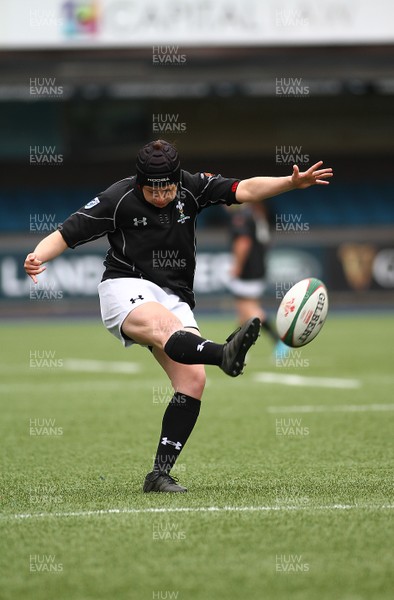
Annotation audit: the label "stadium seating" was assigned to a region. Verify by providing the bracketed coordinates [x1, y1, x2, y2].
[1, 183, 393, 231]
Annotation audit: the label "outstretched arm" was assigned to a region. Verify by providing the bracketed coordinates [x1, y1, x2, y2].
[24, 230, 68, 283]
[235, 161, 333, 203]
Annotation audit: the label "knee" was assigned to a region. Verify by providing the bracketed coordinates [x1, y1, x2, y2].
[192, 367, 207, 397]
[175, 365, 206, 399]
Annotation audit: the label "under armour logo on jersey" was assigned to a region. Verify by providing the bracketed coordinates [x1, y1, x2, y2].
[161, 437, 182, 451]
[130, 295, 144, 304]
[133, 217, 147, 226]
[196, 339, 212, 352]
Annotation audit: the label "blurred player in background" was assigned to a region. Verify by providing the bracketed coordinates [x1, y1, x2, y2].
[228, 201, 288, 357]
[24, 139, 332, 493]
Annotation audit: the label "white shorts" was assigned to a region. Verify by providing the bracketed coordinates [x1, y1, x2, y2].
[227, 278, 266, 299]
[98, 278, 199, 347]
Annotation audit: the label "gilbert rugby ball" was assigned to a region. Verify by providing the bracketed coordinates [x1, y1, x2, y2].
[276, 278, 329, 347]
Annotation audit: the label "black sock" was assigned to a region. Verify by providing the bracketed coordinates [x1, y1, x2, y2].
[261, 319, 279, 342]
[164, 330, 223, 365]
[153, 392, 201, 474]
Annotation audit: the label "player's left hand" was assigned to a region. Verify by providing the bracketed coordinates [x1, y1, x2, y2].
[291, 161, 333, 189]
[24, 253, 46, 284]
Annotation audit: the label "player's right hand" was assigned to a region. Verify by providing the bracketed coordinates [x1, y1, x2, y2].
[24, 253, 46, 284]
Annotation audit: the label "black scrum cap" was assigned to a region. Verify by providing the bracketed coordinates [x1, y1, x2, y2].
[136, 140, 181, 186]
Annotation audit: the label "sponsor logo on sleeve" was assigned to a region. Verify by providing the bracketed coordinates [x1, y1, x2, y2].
[84, 197, 100, 209]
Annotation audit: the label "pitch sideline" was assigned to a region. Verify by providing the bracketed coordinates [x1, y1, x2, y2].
[254, 372, 361, 388]
[267, 404, 394, 413]
[2, 503, 394, 521]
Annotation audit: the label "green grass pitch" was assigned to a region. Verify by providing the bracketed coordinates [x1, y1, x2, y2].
[0, 313, 393, 600]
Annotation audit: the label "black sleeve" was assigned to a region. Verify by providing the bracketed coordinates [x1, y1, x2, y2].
[185, 172, 241, 211]
[58, 189, 121, 248]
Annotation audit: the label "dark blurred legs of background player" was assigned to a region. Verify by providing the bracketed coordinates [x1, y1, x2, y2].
[233, 293, 289, 357]
[228, 202, 289, 358]
[235, 296, 277, 341]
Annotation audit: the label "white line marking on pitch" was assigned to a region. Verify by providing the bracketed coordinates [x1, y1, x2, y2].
[254, 372, 361, 389]
[3, 504, 394, 521]
[62, 359, 140, 374]
[0, 381, 147, 394]
[267, 404, 394, 413]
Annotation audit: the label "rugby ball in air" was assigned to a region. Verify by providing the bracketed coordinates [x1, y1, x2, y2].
[276, 278, 329, 347]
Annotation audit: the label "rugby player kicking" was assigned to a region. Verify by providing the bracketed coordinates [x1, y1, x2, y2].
[24, 140, 332, 493]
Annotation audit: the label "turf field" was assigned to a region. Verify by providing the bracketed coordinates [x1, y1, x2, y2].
[0, 313, 393, 600]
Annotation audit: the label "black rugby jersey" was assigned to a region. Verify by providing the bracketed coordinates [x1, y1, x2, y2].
[59, 170, 240, 308]
[230, 205, 270, 280]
